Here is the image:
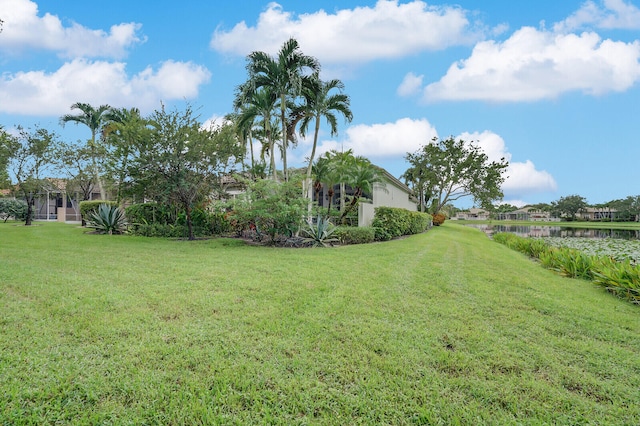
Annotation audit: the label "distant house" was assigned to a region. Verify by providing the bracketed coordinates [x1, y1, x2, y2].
[496, 207, 557, 221]
[30, 178, 103, 222]
[454, 208, 490, 220]
[578, 207, 618, 221]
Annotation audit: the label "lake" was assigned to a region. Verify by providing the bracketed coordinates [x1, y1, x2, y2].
[467, 224, 640, 240]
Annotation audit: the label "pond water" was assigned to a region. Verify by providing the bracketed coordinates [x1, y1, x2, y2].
[467, 224, 640, 240]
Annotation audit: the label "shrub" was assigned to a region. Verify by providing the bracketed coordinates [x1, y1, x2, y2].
[335, 226, 376, 245]
[86, 204, 128, 235]
[0, 199, 29, 222]
[227, 179, 307, 243]
[80, 200, 118, 224]
[373, 226, 393, 242]
[371, 207, 432, 240]
[432, 213, 446, 226]
[407, 211, 432, 234]
[125, 203, 176, 226]
[132, 223, 189, 238]
[177, 208, 231, 236]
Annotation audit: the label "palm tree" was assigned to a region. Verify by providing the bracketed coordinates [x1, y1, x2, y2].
[297, 74, 353, 205]
[312, 149, 355, 218]
[234, 85, 279, 180]
[245, 37, 320, 181]
[338, 157, 385, 223]
[226, 112, 255, 179]
[60, 103, 112, 200]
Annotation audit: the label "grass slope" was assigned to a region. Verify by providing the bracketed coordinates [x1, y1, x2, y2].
[1, 222, 638, 425]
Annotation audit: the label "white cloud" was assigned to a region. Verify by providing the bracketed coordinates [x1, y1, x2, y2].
[202, 114, 230, 130]
[319, 117, 439, 158]
[422, 27, 640, 102]
[458, 131, 557, 197]
[0, 0, 145, 58]
[397, 72, 424, 97]
[554, 0, 640, 32]
[502, 160, 558, 195]
[0, 59, 211, 116]
[211, 1, 481, 64]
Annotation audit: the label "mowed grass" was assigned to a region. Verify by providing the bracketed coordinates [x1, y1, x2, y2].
[1, 222, 639, 425]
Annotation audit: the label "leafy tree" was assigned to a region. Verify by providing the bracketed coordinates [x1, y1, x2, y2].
[0, 126, 13, 188]
[102, 107, 151, 203]
[296, 74, 353, 204]
[401, 161, 429, 213]
[228, 177, 307, 243]
[243, 37, 320, 181]
[129, 104, 238, 240]
[404, 137, 509, 214]
[60, 103, 112, 200]
[55, 140, 96, 202]
[609, 196, 640, 222]
[6, 126, 58, 225]
[551, 195, 588, 221]
[495, 203, 520, 213]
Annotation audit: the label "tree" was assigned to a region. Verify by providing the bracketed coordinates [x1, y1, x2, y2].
[7, 126, 58, 225]
[551, 195, 588, 221]
[102, 107, 151, 203]
[312, 150, 353, 218]
[608, 196, 640, 222]
[338, 157, 385, 223]
[130, 104, 235, 240]
[244, 37, 320, 182]
[296, 74, 353, 204]
[234, 86, 278, 180]
[60, 103, 112, 200]
[0, 126, 13, 188]
[401, 160, 429, 213]
[404, 137, 509, 214]
[54, 141, 97, 223]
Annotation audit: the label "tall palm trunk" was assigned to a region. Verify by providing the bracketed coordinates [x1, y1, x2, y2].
[280, 94, 288, 182]
[90, 129, 106, 200]
[305, 115, 321, 215]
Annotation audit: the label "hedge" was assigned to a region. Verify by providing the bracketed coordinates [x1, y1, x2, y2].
[335, 226, 376, 245]
[371, 207, 432, 241]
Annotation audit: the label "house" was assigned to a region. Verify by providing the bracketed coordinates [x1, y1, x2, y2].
[496, 207, 556, 221]
[454, 208, 491, 220]
[314, 167, 418, 227]
[578, 207, 618, 221]
[31, 178, 103, 222]
[358, 169, 419, 227]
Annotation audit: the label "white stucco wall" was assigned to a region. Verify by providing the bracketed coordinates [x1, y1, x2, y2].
[358, 179, 418, 226]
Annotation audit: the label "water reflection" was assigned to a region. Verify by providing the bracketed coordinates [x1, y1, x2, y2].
[468, 224, 640, 240]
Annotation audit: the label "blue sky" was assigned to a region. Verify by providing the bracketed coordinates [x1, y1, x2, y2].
[1, 0, 640, 207]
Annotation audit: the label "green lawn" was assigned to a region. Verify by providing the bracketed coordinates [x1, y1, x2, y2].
[1, 222, 639, 425]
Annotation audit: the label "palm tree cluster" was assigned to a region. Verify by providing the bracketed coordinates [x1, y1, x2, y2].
[231, 37, 353, 196]
[312, 149, 385, 224]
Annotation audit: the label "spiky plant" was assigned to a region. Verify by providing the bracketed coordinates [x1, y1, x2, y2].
[87, 203, 128, 235]
[301, 215, 339, 247]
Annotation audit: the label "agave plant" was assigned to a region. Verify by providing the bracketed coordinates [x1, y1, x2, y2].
[301, 215, 339, 247]
[87, 204, 128, 235]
